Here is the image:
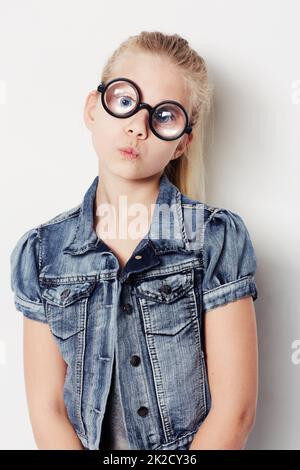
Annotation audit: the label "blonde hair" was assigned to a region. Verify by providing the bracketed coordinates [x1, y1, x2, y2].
[100, 31, 214, 202]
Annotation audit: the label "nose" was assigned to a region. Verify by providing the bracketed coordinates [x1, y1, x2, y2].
[124, 108, 149, 139]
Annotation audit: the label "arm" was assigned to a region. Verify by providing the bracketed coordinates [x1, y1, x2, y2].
[23, 316, 85, 450]
[189, 296, 258, 450]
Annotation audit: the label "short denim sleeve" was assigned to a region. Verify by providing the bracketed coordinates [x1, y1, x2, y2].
[10, 227, 47, 323]
[202, 208, 258, 313]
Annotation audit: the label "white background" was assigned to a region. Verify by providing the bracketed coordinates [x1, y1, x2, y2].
[1, 0, 299, 450]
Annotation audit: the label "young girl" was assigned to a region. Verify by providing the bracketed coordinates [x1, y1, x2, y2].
[10, 31, 258, 451]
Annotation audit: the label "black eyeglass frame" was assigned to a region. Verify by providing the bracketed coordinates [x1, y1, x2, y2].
[96, 77, 193, 141]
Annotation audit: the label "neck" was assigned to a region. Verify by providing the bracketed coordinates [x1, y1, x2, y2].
[93, 166, 163, 235]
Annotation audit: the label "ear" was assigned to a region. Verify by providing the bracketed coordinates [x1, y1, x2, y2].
[172, 132, 194, 160]
[83, 90, 99, 131]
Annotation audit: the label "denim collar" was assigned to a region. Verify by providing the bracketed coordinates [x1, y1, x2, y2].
[63, 172, 186, 257]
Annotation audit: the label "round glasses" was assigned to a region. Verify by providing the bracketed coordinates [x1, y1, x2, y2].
[96, 77, 193, 141]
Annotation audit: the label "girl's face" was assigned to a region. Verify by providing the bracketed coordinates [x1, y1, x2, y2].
[84, 52, 193, 181]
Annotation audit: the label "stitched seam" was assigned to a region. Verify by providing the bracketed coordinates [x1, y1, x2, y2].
[182, 204, 204, 209]
[176, 191, 188, 244]
[203, 275, 254, 295]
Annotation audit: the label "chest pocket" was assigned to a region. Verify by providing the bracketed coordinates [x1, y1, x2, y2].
[133, 269, 197, 335]
[41, 281, 96, 340]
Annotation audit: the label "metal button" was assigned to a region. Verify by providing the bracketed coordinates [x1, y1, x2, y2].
[60, 288, 71, 299]
[159, 284, 172, 295]
[130, 355, 140, 367]
[122, 303, 133, 315]
[134, 255, 142, 260]
[137, 406, 148, 417]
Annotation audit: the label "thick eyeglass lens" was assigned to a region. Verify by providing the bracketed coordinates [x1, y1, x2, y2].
[104, 80, 186, 139]
[152, 103, 186, 139]
[104, 80, 139, 116]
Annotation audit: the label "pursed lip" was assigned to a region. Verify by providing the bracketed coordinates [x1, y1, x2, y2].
[119, 146, 140, 156]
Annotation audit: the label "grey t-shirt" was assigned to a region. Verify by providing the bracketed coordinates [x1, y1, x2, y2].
[99, 357, 129, 450]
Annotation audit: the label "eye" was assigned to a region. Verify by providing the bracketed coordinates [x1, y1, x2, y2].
[116, 94, 135, 108]
[153, 108, 176, 124]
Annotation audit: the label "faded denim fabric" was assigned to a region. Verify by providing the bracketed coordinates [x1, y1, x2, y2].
[10, 173, 258, 450]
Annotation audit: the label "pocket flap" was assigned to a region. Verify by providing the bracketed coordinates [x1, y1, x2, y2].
[134, 270, 194, 303]
[41, 281, 95, 307]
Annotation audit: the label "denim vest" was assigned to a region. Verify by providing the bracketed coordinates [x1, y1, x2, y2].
[10, 173, 258, 450]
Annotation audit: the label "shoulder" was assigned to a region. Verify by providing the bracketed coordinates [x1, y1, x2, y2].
[38, 203, 81, 228]
[10, 204, 82, 264]
[181, 203, 259, 312]
[180, 193, 247, 231]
